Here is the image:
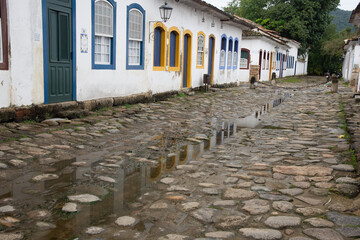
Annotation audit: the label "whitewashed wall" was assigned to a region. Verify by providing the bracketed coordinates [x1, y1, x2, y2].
[343, 47, 352, 81]
[242, 37, 292, 81]
[343, 44, 360, 83]
[76, 0, 247, 101]
[0, 0, 44, 108]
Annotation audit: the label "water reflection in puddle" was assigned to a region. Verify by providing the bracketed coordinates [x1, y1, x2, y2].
[0, 95, 290, 239]
[237, 95, 289, 129]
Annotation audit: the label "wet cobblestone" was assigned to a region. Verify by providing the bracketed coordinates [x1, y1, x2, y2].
[0, 77, 360, 239]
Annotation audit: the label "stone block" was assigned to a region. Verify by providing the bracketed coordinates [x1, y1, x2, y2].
[0, 107, 15, 122]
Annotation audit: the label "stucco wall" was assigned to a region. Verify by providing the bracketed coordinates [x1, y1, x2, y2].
[76, 0, 247, 101]
[0, 0, 307, 108]
[342, 44, 360, 82]
[241, 38, 300, 81]
[0, 0, 44, 108]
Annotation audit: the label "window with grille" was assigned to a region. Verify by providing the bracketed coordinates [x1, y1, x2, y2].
[93, 0, 115, 69]
[220, 36, 227, 69]
[227, 38, 233, 68]
[233, 40, 239, 68]
[240, 49, 249, 69]
[197, 34, 205, 67]
[272, 53, 276, 70]
[128, 8, 143, 67]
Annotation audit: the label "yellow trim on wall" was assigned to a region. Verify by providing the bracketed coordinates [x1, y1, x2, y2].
[153, 22, 167, 71]
[196, 31, 206, 69]
[168, 26, 181, 72]
[182, 30, 193, 89]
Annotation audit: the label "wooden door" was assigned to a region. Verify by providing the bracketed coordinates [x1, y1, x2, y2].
[208, 36, 215, 84]
[182, 34, 192, 88]
[46, 0, 73, 103]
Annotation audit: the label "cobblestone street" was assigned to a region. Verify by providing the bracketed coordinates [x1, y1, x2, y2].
[1, 77, 360, 240]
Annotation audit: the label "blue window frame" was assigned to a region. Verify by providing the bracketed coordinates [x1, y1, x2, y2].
[227, 37, 233, 69]
[126, 3, 145, 70]
[233, 38, 239, 69]
[219, 34, 227, 69]
[92, 0, 117, 70]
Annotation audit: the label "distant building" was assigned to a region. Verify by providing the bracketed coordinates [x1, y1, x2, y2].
[342, 2, 360, 91]
[235, 16, 307, 82]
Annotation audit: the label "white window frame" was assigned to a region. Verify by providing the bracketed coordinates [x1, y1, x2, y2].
[128, 8, 143, 66]
[94, 0, 113, 65]
[197, 34, 205, 66]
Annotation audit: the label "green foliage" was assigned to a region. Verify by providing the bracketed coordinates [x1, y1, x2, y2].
[224, 0, 340, 55]
[308, 24, 357, 75]
[330, 8, 355, 32]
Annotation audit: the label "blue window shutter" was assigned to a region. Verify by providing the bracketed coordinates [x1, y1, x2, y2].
[170, 32, 176, 67]
[154, 28, 162, 66]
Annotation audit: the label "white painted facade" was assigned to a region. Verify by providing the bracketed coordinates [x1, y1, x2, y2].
[241, 36, 304, 81]
[0, 0, 253, 108]
[343, 41, 360, 84]
[0, 0, 44, 108]
[75, 0, 249, 101]
[0, 0, 307, 109]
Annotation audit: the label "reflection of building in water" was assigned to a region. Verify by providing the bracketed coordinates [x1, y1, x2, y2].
[165, 154, 177, 171]
[192, 144, 201, 160]
[150, 160, 163, 181]
[179, 145, 189, 164]
[21, 122, 242, 239]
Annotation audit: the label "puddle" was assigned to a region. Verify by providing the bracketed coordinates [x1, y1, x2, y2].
[0, 94, 291, 239]
[237, 94, 291, 129]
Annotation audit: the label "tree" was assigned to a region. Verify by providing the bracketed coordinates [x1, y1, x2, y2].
[308, 25, 357, 75]
[224, 0, 340, 55]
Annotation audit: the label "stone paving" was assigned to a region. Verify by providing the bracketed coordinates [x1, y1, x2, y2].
[0, 77, 360, 239]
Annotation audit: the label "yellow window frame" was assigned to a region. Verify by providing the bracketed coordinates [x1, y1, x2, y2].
[153, 22, 167, 71]
[196, 31, 206, 69]
[168, 27, 181, 71]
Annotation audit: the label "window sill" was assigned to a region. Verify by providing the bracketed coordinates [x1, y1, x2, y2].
[92, 63, 116, 70]
[196, 65, 204, 69]
[168, 66, 180, 71]
[153, 66, 166, 71]
[127, 65, 144, 70]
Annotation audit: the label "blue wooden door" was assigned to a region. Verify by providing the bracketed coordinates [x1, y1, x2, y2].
[183, 34, 189, 88]
[208, 37, 214, 84]
[46, 0, 73, 103]
[294, 61, 297, 76]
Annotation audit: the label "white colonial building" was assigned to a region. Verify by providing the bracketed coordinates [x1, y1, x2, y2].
[235, 16, 307, 82]
[0, 0, 307, 109]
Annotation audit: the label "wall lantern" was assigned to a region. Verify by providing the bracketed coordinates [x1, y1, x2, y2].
[286, 49, 289, 54]
[159, 2, 173, 22]
[275, 46, 279, 52]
